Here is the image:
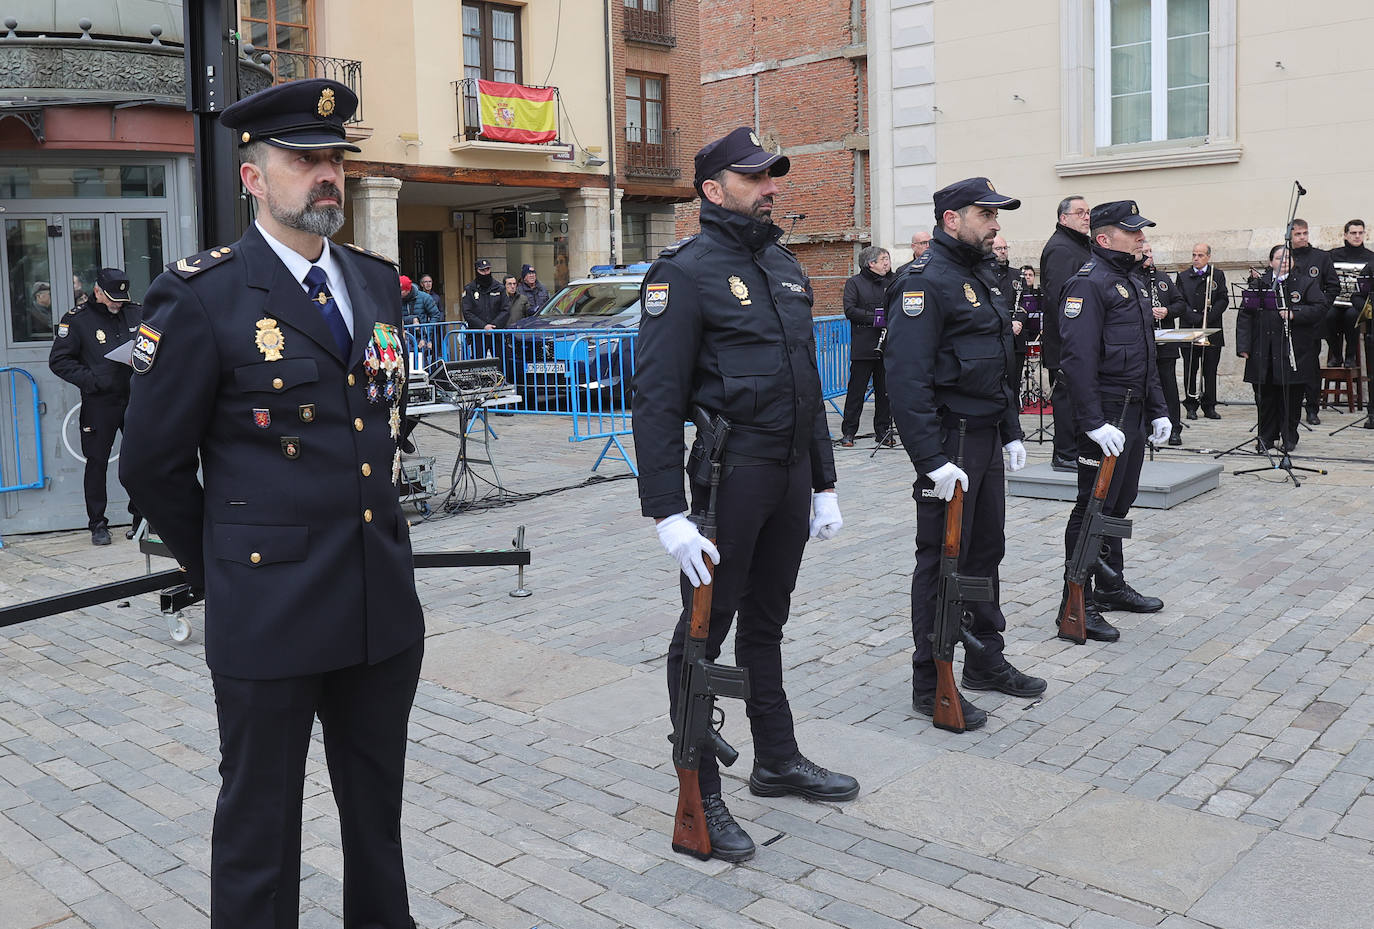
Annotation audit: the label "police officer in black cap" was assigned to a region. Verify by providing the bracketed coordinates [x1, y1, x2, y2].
[1057, 201, 1172, 642]
[884, 177, 1044, 732]
[119, 79, 424, 929]
[633, 126, 858, 863]
[49, 267, 143, 545]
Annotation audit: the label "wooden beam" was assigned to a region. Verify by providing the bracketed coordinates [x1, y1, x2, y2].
[344, 160, 590, 190]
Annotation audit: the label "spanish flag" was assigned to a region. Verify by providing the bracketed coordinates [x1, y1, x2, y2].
[477, 80, 557, 144]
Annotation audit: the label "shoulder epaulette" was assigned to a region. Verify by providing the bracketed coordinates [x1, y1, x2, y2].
[911, 250, 934, 274]
[658, 235, 697, 258]
[167, 245, 236, 279]
[62, 307, 81, 318]
[1075, 260, 1096, 276]
[343, 242, 400, 270]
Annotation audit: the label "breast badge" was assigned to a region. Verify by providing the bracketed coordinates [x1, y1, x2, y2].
[280, 436, 301, 460]
[255, 318, 285, 361]
[298, 404, 315, 423]
[1115, 283, 1131, 299]
[95, 329, 107, 344]
[728, 276, 752, 306]
[1064, 297, 1084, 319]
[253, 409, 271, 429]
[963, 283, 980, 307]
[1291, 291, 1301, 303]
[644, 283, 670, 317]
[902, 291, 925, 316]
[1308, 266, 1319, 277]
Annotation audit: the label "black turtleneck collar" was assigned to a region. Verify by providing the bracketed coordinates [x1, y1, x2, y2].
[1056, 223, 1091, 246]
[1090, 242, 1142, 272]
[699, 199, 782, 254]
[931, 227, 991, 269]
[860, 265, 890, 283]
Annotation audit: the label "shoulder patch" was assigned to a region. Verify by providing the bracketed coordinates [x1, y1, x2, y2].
[130, 323, 163, 373]
[658, 235, 698, 258]
[168, 245, 235, 279]
[1075, 260, 1096, 277]
[344, 242, 400, 269]
[902, 291, 925, 316]
[643, 282, 669, 317]
[57, 322, 70, 338]
[1064, 296, 1084, 319]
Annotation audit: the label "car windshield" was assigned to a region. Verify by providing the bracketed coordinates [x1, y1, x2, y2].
[540, 281, 641, 317]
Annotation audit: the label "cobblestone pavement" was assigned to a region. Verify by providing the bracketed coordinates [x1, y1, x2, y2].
[1, 398, 1372, 929]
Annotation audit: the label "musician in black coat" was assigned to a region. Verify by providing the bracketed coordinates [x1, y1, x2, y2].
[1327, 219, 1374, 367]
[840, 246, 895, 445]
[1141, 247, 1186, 444]
[1039, 196, 1093, 470]
[1288, 219, 1339, 423]
[1174, 243, 1228, 419]
[1239, 245, 1326, 451]
[119, 80, 424, 929]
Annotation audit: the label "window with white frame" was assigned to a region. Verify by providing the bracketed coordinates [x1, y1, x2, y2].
[1095, 0, 1209, 147]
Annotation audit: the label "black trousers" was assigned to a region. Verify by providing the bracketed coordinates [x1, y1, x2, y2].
[666, 456, 810, 797]
[1049, 369, 1077, 463]
[79, 393, 140, 531]
[210, 639, 423, 929]
[1155, 356, 1181, 432]
[1182, 344, 1221, 413]
[1325, 304, 1361, 362]
[1012, 353, 1027, 407]
[1065, 399, 1145, 590]
[840, 357, 890, 439]
[1255, 382, 1303, 449]
[910, 421, 1008, 695]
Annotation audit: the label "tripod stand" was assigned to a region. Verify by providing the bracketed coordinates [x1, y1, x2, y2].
[1021, 344, 1053, 442]
[1328, 313, 1372, 435]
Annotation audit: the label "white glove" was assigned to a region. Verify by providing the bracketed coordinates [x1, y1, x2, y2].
[925, 462, 969, 502]
[1086, 423, 1126, 457]
[1003, 440, 1027, 472]
[809, 491, 843, 541]
[1149, 417, 1172, 447]
[655, 513, 720, 588]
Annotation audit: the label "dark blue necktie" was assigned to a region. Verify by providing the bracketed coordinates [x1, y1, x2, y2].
[303, 265, 351, 358]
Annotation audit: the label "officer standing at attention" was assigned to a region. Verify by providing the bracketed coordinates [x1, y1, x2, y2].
[1039, 196, 1094, 471]
[460, 258, 505, 330]
[633, 126, 857, 863]
[1058, 201, 1172, 643]
[119, 79, 425, 929]
[49, 267, 143, 545]
[884, 178, 1044, 732]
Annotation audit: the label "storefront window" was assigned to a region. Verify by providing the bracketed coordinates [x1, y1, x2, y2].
[503, 210, 570, 290]
[5, 220, 53, 342]
[0, 165, 165, 199]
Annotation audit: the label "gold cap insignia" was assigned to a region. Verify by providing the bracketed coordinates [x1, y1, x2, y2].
[987, 180, 995, 190]
[255, 317, 285, 361]
[749, 131, 760, 146]
[728, 275, 752, 306]
[318, 88, 336, 118]
[1130, 203, 1138, 214]
[241, 131, 251, 143]
[963, 282, 980, 306]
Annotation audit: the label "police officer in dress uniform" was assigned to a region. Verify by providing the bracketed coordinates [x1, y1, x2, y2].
[633, 127, 858, 864]
[1057, 201, 1173, 643]
[460, 258, 505, 329]
[1174, 243, 1228, 420]
[1140, 246, 1186, 445]
[1287, 219, 1339, 424]
[884, 178, 1045, 732]
[118, 79, 424, 929]
[49, 268, 143, 545]
[1239, 244, 1326, 451]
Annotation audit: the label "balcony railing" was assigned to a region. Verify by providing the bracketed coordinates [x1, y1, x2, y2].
[624, 0, 676, 47]
[453, 78, 562, 144]
[624, 126, 681, 180]
[256, 50, 364, 124]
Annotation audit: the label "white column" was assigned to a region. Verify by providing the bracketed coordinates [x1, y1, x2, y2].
[349, 176, 403, 262]
[561, 186, 623, 277]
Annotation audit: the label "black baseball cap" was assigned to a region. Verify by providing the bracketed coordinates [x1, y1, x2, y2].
[693, 127, 790, 193]
[932, 177, 1021, 220]
[221, 78, 362, 152]
[1090, 200, 1155, 230]
[96, 268, 131, 302]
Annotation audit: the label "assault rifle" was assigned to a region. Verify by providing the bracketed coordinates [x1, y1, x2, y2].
[1057, 392, 1133, 644]
[931, 419, 990, 733]
[670, 407, 750, 860]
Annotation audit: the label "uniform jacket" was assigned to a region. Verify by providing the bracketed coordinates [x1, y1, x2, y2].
[49, 301, 143, 399]
[1289, 244, 1339, 308]
[119, 225, 424, 680]
[1038, 223, 1091, 368]
[632, 200, 836, 518]
[1173, 264, 1229, 348]
[1059, 244, 1168, 432]
[461, 274, 506, 327]
[1143, 265, 1187, 360]
[883, 228, 1023, 476]
[1237, 270, 1325, 386]
[842, 266, 894, 360]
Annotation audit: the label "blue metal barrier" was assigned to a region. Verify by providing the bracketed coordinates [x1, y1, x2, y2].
[813, 315, 850, 412]
[0, 367, 46, 548]
[566, 331, 637, 475]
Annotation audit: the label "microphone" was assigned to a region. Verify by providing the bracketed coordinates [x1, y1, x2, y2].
[784, 212, 806, 221]
[1295, 180, 1307, 196]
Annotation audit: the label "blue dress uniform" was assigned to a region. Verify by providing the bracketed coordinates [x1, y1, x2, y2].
[1058, 201, 1168, 635]
[48, 268, 143, 540]
[119, 79, 423, 929]
[883, 183, 1032, 720]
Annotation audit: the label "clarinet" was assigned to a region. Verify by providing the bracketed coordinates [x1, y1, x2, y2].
[1276, 277, 1298, 372]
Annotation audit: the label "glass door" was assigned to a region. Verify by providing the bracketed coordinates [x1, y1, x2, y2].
[3, 215, 64, 345]
[117, 214, 167, 302]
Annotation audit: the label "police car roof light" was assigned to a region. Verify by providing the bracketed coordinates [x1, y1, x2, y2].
[589, 262, 653, 277]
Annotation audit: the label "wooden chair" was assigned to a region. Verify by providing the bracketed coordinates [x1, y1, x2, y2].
[1320, 326, 1365, 412]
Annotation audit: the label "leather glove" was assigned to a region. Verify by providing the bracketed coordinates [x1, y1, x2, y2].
[924, 462, 969, 502]
[655, 513, 720, 588]
[1149, 417, 1172, 447]
[1003, 439, 1027, 472]
[809, 491, 842, 541]
[1086, 423, 1126, 457]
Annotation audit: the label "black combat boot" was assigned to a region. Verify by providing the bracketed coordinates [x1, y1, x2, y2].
[700, 794, 755, 862]
[749, 754, 859, 801]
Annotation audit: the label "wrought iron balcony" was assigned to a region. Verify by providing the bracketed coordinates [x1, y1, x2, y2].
[624, 0, 677, 47]
[624, 126, 681, 180]
[257, 50, 364, 124]
[453, 78, 562, 144]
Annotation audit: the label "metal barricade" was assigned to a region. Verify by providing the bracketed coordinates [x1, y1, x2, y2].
[567, 331, 637, 474]
[0, 367, 47, 548]
[813, 315, 850, 412]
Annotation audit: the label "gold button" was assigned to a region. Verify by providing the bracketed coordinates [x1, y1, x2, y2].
[354, 418, 364, 431]
[250, 552, 261, 564]
[241, 131, 250, 143]
[272, 377, 283, 390]
[348, 373, 356, 386]
[363, 508, 373, 522]
[361, 463, 372, 477]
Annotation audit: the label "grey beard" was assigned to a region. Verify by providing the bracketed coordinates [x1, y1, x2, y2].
[272, 201, 345, 237]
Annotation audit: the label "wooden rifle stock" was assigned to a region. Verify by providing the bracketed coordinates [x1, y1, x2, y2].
[671, 555, 716, 860]
[932, 482, 967, 732]
[1056, 453, 1117, 645]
